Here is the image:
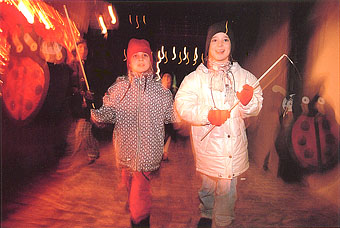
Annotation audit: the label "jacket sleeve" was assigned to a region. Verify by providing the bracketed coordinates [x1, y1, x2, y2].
[164, 89, 176, 124]
[175, 72, 211, 125]
[91, 84, 117, 124]
[238, 71, 263, 118]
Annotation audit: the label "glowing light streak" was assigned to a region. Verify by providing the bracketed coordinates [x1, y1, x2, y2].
[72, 21, 80, 38]
[55, 10, 64, 26]
[178, 51, 182, 64]
[18, 0, 34, 24]
[156, 50, 163, 79]
[34, 1, 54, 30]
[185, 51, 189, 65]
[193, 47, 198, 66]
[64, 4, 94, 109]
[0, 51, 8, 61]
[160, 46, 165, 59]
[129, 14, 132, 24]
[108, 5, 117, 24]
[182, 47, 187, 61]
[143, 15, 146, 24]
[98, 15, 107, 34]
[201, 53, 204, 63]
[37, 11, 51, 29]
[164, 51, 168, 64]
[123, 49, 127, 61]
[172, 46, 176, 60]
[135, 15, 140, 29]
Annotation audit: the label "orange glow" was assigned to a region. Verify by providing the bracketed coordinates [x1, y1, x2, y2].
[185, 51, 189, 65]
[178, 51, 182, 64]
[135, 15, 139, 29]
[201, 53, 204, 63]
[164, 51, 168, 64]
[123, 49, 127, 61]
[304, 1, 339, 124]
[143, 15, 146, 24]
[193, 47, 198, 66]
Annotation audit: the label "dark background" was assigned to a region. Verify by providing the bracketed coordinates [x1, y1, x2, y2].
[83, 1, 315, 99]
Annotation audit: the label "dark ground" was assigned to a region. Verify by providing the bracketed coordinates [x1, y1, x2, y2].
[2, 136, 339, 228]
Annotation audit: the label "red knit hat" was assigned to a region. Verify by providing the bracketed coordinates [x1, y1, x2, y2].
[127, 38, 153, 66]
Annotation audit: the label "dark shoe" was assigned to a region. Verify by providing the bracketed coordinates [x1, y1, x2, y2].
[88, 158, 96, 165]
[88, 154, 100, 165]
[197, 217, 212, 228]
[162, 157, 169, 162]
[131, 216, 150, 228]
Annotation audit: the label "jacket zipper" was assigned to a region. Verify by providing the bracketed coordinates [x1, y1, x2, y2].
[135, 78, 142, 171]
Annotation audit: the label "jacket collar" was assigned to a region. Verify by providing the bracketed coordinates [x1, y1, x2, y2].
[197, 62, 240, 74]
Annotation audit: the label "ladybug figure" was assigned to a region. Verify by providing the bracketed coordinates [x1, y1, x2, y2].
[290, 94, 339, 172]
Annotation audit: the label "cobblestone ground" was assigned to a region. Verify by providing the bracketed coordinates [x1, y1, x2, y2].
[2, 137, 339, 228]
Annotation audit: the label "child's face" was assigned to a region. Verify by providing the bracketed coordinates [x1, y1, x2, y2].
[162, 74, 172, 89]
[208, 32, 231, 64]
[129, 52, 151, 74]
[77, 43, 88, 60]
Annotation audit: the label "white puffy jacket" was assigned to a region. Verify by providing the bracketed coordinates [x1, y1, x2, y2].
[175, 63, 263, 179]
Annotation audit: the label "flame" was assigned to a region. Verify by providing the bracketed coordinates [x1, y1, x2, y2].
[182, 47, 187, 61]
[178, 51, 182, 64]
[185, 51, 190, 65]
[172, 46, 176, 60]
[37, 11, 51, 29]
[135, 15, 139, 29]
[156, 50, 164, 78]
[160, 45, 165, 59]
[164, 51, 168, 64]
[123, 49, 127, 61]
[193, 47, 198, 66]
[98, 15, 107, 34]
[18, 0, 34, 24]
[108, 5, 117, 24]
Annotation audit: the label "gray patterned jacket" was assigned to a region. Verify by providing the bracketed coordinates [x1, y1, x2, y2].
[91, 73, 175, 172]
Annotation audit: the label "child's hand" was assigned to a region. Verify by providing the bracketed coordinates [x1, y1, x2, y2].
[208, 109, 230, 126]
[237, 84, 254, 106]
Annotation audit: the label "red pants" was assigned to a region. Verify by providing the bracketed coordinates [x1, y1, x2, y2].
[121, 169, 152, 224]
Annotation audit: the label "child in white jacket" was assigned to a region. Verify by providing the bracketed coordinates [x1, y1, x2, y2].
[175, 21, 263, 228]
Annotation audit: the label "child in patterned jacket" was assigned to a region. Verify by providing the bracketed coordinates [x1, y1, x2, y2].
[91, 38, 175, 227]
